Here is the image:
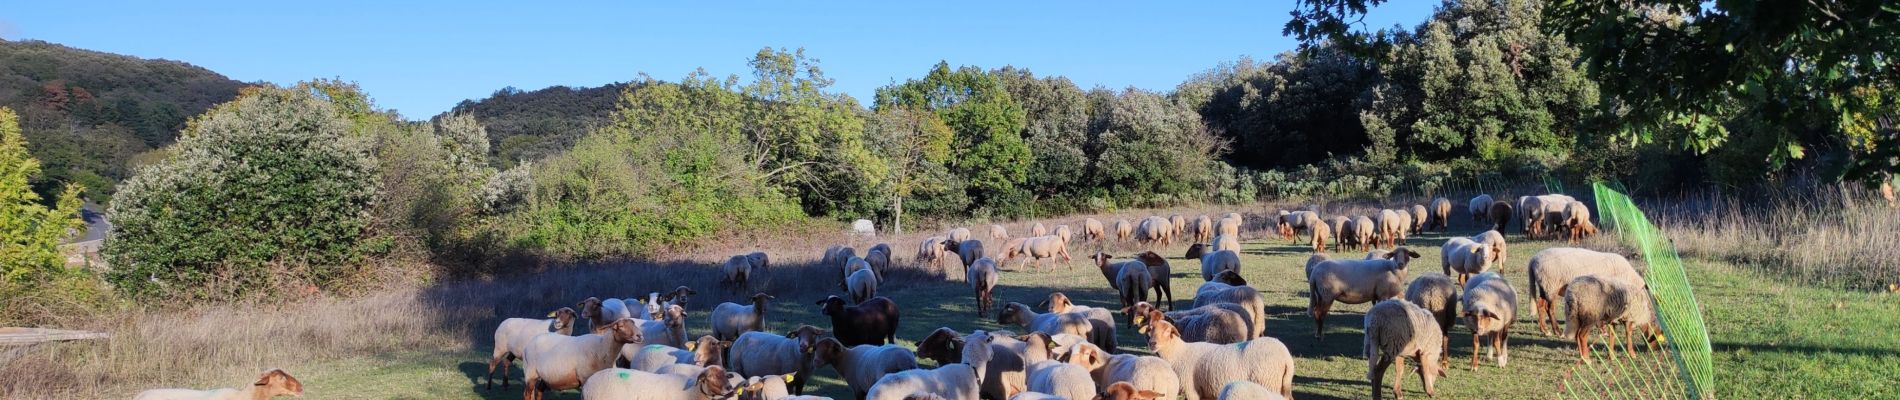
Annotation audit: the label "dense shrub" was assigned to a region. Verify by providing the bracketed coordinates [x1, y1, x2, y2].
[104, 86, 379, 299]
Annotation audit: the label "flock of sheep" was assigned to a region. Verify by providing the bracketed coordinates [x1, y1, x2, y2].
[132, 193, 1656, 400]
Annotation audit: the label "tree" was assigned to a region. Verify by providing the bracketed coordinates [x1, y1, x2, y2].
[875, 62, 1031, 214]
[865, 107, 954, 234]
[1091, 88, 1228, 205]
[1, 107, 85, 284]
[991, 67, 1093, 207]
[740, 48, 884, 217]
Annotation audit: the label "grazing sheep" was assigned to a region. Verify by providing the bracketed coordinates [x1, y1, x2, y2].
[735, 374, 799, 400]
[948, 227, 974, 243]
[844, 256, 875, 287]
[711, 293, 775, 342]
[1125, 302, 1250, 344]
[1136, 251, 1176, 311]
[1143, 319, 1296, 400]
[1564, 275, 1661, 364]
[639, 304, 690, 348]
[1114, 220, 1134, 242]
[1486, 201, 1513, 233]
[580, 365, 735, 400]
[1199, 249, 1241, 282]
[1309, 219, 1332, 253]
[521, 318, 645, 400]
[1032, 222, 1049, 237]
[819, 296, 900, 346]
[1212, 234, 1242, 253]
[866, 243, 894, 276]
[917, 329, 1018, 400]
[1363, 299, 1445, 400]
[1000, 237, 1030, 264]
[724, 254, 758, 291]
[1461, 272, 1517, 368]
[1214, 215, 1242, 239]
[918, 236, 950, 271]
[1185, 243, 1210, 260]
[1099, 382, 1168, 400]
[1054, 225, 1075, 244]
[1439, 237, 1494, 285]
[1019, 332, 1097, 400]
[1064, 343, 1179, 400]
[1406, 204, 1428, 234]
[1468, 194, 1494, 223]
[825, 245, 859, 276]
[1521, 195, 1572, 238]
[1323, 216, 1349, 248]
[956, 239, 987, 271]
[1560, 201, 1595, 243]
[625, 335, 728, 373]
[1011, 235, 1074, 270]
[488, 307, 579, 390]
[1403, 272, 1460, 357]
[812, 338, 921, 399]
[1307, 247, 1422, 340]
[1471, 230, 1508, 267]
[866, 330, 991, 400]
[847, 268, 880, 304]
[1094, 253, 1153, 309]
[1169, 215, 1188, 238]
[1216, 381, 1286, 400]
[1351, 216, 1377, 252]
[1134, 217, 1174, 249]
[1192, 271, 1267, 338]
[1376, 209, 1406, 248]
[135, 369, 303, 400]
[728, 325, 828, 395]
[1040, 292, 1120, 354]
[992, 224, 1011, 242]
[1526, 247, 1643, 335]
[999, 302, 1093, 342]
[1193, 215, 1215, 244]
[1084, 218, 1106, 242]
[1276, 210, 1321, 242]
[1429, 198, 1453, 232]
[969, 256, 1001, 317]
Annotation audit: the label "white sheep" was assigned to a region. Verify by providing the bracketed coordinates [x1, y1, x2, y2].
[1406, 204, 1428, 234]
[1526, 247, 1643, 335]
[1461, 271, 1517, 368]
[723, 254, 758, 291]
[847, 268, 880, 304]
[1084, 218, 1106, 242]
[1125, 302, 1252, 344]
[134, 369, 302, 400]
[1017, 332, 1097, 400]
[728, 325, 829, 395]
[1134, 216, 1173, 248]
[1214, 215, 1242, 239]
[736, 374, 795, 400]
[1470, 230, 1508, 267]
[866, 243, 895, 276]
[1403, 272, 1460, 356]
[969, 256, 1001, 317]
[1323, 216, 1349, 250]
[1560, 201, 1595, 243]
[948, 227, 973, 243]
[1468, 194, 1494, 223]
[1564, 275, 1661, 364]
[1063, 342, 1179, 400]
[1376, 209, 1405, 248]
[1008, 235, 1073, 270]
[1216, 381, 1287, 400]
[1114, 219, 1134, 242]
[998, 302, 1093, 343]
[1275, 210, 1321, 242]
[580, 365, 736, 400]
[992, 224, 1011, 242]
[812, 338, 921, 399]
[625, 335, 728, 373]
[1054, 225, 1075, 244]
[1439, 237, 1493, 285]
[1032, 222, 1049, 237]
[917, 237, 949, 271]
[1212, 234, 1242, 254]
[1169, 215, 1188, 238]
[487, 307, 579, 390]
[1142, 319, 1296, 400]
[1428, 197, 1453, 232]
[1039, 293, 1119, 354]
[711, 293, 775, 342]
[1307, 247, 1421, 340]
[916, 328, 1018, 400]
[1350, 216, 1376, 251]
[957, 239, 986, 271]
[1192, 271, 1267, 339]
[865, 330, 990, 400]
[521, 318, 645, 400]
[1309, 219, 1332, 253]
[1192, 215, 1215, 244]
[1364, 299, 1444, 400]
[638, 304, 690, 348]
[1199, 249, 1241, 282]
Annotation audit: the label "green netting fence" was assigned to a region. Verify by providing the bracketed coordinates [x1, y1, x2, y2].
[1580, 182, 1716, 400]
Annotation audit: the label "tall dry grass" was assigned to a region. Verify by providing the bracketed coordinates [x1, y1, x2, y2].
[1642, 183, 1899, 290]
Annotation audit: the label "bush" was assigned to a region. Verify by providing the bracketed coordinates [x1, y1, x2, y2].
[104, 86, 378, 300]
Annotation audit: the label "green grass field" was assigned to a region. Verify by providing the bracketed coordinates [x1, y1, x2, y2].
[266, 225, 1900, 399]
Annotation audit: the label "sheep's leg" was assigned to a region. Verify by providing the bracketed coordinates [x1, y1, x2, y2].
[1575, 329, 1591, 364]
[1370, 355, 1393, 400]
[1471, 332, 1482, 369]
[1393, 355, 1408, 400]
[1498, 330, 1510, 366]
[1603, 325, 1622, 362]
[1623, 323, 1637, 358]
[1312, 301, 1332, 340]
[1532, 298, 1551, 335]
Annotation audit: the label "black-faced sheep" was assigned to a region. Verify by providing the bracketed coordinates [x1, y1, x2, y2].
[134, 369, 303, 400]
[1308, 247, 1421, 340]
[1143, 319, 1296, 400]
[818, 296, 900, 347]
[1461, 271, 1517, 368]
[1526, 247, 1643, 336]
[1363, 299, 1444, 400]
[917, 328, 1018, 400]
[488, 307, 578, 390]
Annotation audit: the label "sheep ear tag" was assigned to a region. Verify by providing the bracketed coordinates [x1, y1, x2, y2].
[782, 374, 796, 383]
[686, 342, 698, 351]
[546, 311, 558, 318]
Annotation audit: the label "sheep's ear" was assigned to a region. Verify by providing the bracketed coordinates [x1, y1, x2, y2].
[1136, 390, 1164, 400]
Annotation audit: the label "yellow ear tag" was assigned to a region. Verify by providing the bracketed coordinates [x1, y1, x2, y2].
[782, 374, 796, 383]
[686, 342, 698, 351]
[546, 311, 558, 318]
[636, 299, 646, 304]
[736, 388, 745, 395]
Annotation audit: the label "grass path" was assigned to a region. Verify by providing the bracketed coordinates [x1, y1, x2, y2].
[284, 227, 1899, 399]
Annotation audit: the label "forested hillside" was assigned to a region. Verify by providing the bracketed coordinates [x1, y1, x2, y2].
[442, 83, 632, 166]
[0, 39, 246, 202]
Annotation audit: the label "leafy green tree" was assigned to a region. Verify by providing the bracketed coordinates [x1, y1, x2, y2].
[740, 48, 884, 217]
[105, 85, 379, 299]
[865, 107, 955, 234]
[1092, 88, 1228, 205]
[991, 67, 1092, 207]
[1, 107, 85, 284]
[1177, 51, 1378, 168]
[875, 62, 1031, 214]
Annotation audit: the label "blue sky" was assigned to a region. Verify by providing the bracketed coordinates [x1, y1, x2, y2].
[5, 1, 1437, 120]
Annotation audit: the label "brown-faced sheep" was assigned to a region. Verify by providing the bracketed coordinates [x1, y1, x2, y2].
[579, 365, 735, 400]
[1563, 275, 1661, 364]
[521, 318, 645, 400]
[917, 237, 951, 272]
[728, 325, 828, 395]
[1032, 222, 1049, 237]
[1114, 220, 1134, 242]
[1403, 272, 1459, 358]
[1461, 271, 1517, 368]
[1406, 204, 1428, 235]
[1307, 247, 1421, 340]
[135, 369, 303, 400]
[1185, 243, 1210, 260]
[488, 307, 579, 390]
[1439, 237, 1493, 285]
[1143, 319, 1296, 400]
[1020, 332, 1097, 400]
[639, 304, 690, 349]
[1486, 201, 1512, 233]
[1429, 197, 1452, 232]
[970, 256, 1001, 317]
[1063, 342, 1179, 400]
[625, 335, 728, 373]
[1085, 218, 1107, 242]
[1468, 194, 1494, 224]
[917, 328, 1017, 400]
[1526, 247, 1643, 336]
[818, 296, 900, 347]
[1199, 249, 1241, 282]
[711, 293, 774, 342]
[1364, 299, 1445, 400]
[1125, 302, 1250, 344]
[1193, 270, 1267, 338]
[812, 338, 921, 399]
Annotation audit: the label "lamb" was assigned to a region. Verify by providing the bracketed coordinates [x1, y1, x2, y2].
[1212, 234, 1242, 253]
[1040, 292, 1120, 354]
[1032, 222, 1049, 237]
[1084, 218, 1106, 242]
[1100, 382, 1169, 400]
[1142, 319, 1296, 400]
[488, 307, 579, 389]
[957, 239, 987, 271]
[1113, 219, 1133, 242]
[727, 325, 828, 395]
[948, 227, 973, 243]
[866, 243, 894, 276]
[1526, 247, 1644, 335]
[1406, 204, 1428, 234]
[1428, 197, 1452, 232]
[969, 256, 1001, 317]
[1192, 270, 1267, 339]
[1307, 247, 1421, 340]
[918, 236, 950, 271]
[998, 302, 1093, 343]
[520, 318, 645, 400]
[819, 295, 900, 346]
[1309, 219, 1331, 253]
[1135, 251, 1175, 311]
[1093, 253, 1152, 309]
[992, 224, 1011, 242]
[1011, 235, 1073, 270]
[1063, 342, 1179, 400]
[1350, 216, 1376, 251]
[847, 268, 880, 304]
[1363, 299, 1444, 400]
[866, 330, 991, 400]
[1403, 272, 1459, 357]
[917, 328, 1018, 400]
[1468, 194, 1494, 223]
[1054, 225, 1075, 244]
[1560, 201, 1596, 243]
[625, 335, 728, 373]
[1461, 271, 1517, 368]
[1563, 275, 1662, 364]
[579, 365, 735, 400]
[1486, 201, 1513, 233]
[1470, 230, 1508, 267]
[1124, 302, 1250, 344]
[711, 293, 775, 342]
[1192, 215, 1215, 244]
[1134, 216, 1173, 248]
[1439, 237, 1493, 285]
[1019, 332, 1097, 400]
[1217, 381, 1287, 400]
[638, 304, 690, 349]
[134, 369, 303, 400]
[812, 338, 921, 399]
[1376, 209, 1406, 248]
[1199, 249, 1241, 282]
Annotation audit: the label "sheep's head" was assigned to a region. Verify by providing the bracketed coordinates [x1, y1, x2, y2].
[576, 297, 604, 321]
[1121, 302, 1158, 329]
[749, 292, 775, 306]
[1386, 247, 1422, 267]
[1097, 381, 1165, 400]
[607, 318, 644, 344]
[661, 286, 697, 308]
[1184, 243, 1208, 260]
[546, 307, 579, 335]
[1092, 252, 1112, 270]
[997, 303, 1029, 325]
[1143, 319, 1181, 347]
[1059, 342, 1108, 371]
[686, 335, 729, 367]
[662, 305, 687, 328]
[1463, 307, 1504, 334]
[915, 327, 964, 365]
[1417, 345, 1443, 396]
[694, 366, 735, 399]
[961, 330, 994, 382]
[785, 325, 827, 354]
[252, 369, 302, 398]
[814, 296, 847, 316]
[1040, 292, 1075, 313]
[1018, 332, 1057, 362]
[809, 338, 847, 368]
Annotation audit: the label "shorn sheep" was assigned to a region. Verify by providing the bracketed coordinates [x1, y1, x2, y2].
[1403, 272, 1460, 357]
[812, 337, 921, 399]
[1063, 342, 1180, 400]
[1439, 237, 1493, 285]
[865, 330, 991, 400]
[1461, 271, 1517, 368]
[1040, 293, 1120, 354]
[1143, 319, 1296, 400]
[969, 256, 1001, 317]
[579, 365, 736, 400]
[135, 369, 303, 400]
[711, 293, 775, 342]
[992, 224, 1010, 242]
[1428, 197, 1452, 231]
[1526, 247, 1644, 335]
[1085, 218, 1106, 242]
[1364, 299, 1445, 400]
[916, 328, 1018, 400]
[1020, 332, 1097, 400]
[488, 307, 579, 389]
[1564, 275, 1662, 364]
[1125, 302, 1250, 345]
[520, 318, 645, 400]
[819, 296, 901, 346]
[1309, 219, 1332, 253]
[1307, 247, 1421, 340]
[1193, 270, 1267, 338]
[1468, 194, 1494, 224]
[958, 239, 987, 271]
[728, 325, 828, 395]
